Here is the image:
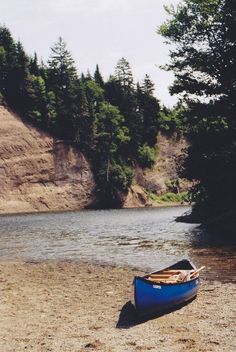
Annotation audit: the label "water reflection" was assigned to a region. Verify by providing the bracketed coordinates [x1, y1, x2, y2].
[188, 225, 236, 283]
[0, 206, 235, 283]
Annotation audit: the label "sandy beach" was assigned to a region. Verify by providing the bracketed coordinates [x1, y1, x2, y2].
[0, 261, 235, 352]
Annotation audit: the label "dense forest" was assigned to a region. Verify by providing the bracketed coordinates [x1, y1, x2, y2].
[0, 26, 173, 207]
[159, 0, 236, 223]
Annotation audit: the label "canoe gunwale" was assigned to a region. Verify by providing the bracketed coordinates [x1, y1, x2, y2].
[134, 275, 199, 286]
[135, 259, 199, 286]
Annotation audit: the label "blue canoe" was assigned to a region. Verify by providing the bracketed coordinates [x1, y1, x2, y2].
[134, 259, 201, 316]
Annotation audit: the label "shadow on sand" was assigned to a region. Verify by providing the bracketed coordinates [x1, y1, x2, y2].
[116, 298, 196, 329]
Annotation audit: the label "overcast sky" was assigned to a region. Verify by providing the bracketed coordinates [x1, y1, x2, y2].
[0, 0, 181, 106]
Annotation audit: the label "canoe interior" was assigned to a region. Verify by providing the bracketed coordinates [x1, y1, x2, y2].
[143, 259, 196, 284]
[149, 259, 195, 274]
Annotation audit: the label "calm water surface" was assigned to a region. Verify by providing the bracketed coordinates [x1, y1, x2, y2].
[0, 206, 235, 282]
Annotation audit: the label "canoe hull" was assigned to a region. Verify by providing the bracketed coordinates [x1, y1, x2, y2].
[134, 260, 200, 316]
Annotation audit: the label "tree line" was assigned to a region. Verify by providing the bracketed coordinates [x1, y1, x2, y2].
[159, 0, 236, 219]
[0, 26, 169, 207]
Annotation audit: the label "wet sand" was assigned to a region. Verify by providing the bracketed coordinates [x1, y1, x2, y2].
[0, 261, 235, 352]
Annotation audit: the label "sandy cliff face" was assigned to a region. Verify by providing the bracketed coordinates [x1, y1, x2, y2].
[0, 105, 191, 213]
[135, 134, 190, 193]
[124, 134, 191, 208]
[0, 106, 96, 214]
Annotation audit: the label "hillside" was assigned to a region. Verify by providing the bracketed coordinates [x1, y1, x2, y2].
[0, 105, 191, 214]
[0, 106, 96, 214]
[124, 135, 190, 207]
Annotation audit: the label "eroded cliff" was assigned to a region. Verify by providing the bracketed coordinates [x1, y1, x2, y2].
[124, 134, 191, 208]
[0, 106, 96, 214]
[0, 106, 191, 214]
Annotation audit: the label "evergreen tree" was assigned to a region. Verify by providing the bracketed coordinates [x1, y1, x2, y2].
[29, 53, 40, 76]
[115, 57, 134, 90]
[47, 37, 79, 139]
[0, 26, 17, 102]
[73, 82, 90, 148]
[141, 74, 155, 96]
[94, 64, 104, 88]
[159, 0, 236, 213]
[6, 41, 30, 112]
[106, 59, 140, 156]
[25, 75, 48, 126]
[137, 75, 160, 146]
[94, 102, 132, 206]
[76, 79, 104, 154]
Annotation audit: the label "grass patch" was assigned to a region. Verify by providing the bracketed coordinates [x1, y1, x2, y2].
[148, 191, 189, 204]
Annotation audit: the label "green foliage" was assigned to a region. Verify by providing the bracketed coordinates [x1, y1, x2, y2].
[108, 163, 133, 191]
[0, 25, 165, 207]
[159, 0, 236, 107]
[94, 64, 104, 88]
[0, 91, 4, 104]
[136, 79, 160, 147]
[115, 57, 134, 90]
[93, 102, 130, 168]
[159, 192, 189, 203]
[137, 144, 156, 168]
[47, 37, 80, 139]
[97, 162, 133, 192]
[29, 53, 40, 76]
[159, 105, 188, 135]
[159, 0, 236, 212]
[0, 26, 16, 97]
[105, 63, 161, 158]
[148, 191, 189, 204]
[90, 102, 133, 206]
[96, 161, 133, 207]
[141, 74, 155, 96]
[25, 75, 47, 123]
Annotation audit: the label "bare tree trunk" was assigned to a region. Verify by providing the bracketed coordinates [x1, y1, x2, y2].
[106, 156, 110, 182]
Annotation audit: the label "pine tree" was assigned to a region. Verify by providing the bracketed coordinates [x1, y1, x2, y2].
[141, 74, 155, 96]
[6, 41, 30, 112]
[94, 64, 104, 88]
[115, 57, 134, 90]
[137, 75, 160, 146]
[76, 79, 104, 154]
[29, 53, 40, 76]
[47, 37, 79, 139]
[25, 75, 48, 125]
[0, 26, 16, 101]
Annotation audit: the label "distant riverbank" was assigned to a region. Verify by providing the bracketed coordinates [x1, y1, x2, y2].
[0, 105, 191, 216]
[0, 201, 189, 216]
[0, 260, 235, 352]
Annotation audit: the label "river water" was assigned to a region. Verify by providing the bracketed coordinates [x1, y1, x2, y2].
[0, 206, 235, 282]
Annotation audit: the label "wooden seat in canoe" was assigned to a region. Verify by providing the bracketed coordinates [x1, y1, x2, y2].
[146, 266, 205, 284]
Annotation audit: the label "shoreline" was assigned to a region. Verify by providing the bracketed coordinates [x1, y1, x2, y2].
[0, 260, 235, 352]
[0, 203, 191, 217]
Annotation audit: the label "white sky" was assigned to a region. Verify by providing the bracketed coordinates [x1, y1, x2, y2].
[0, 0, 181, 107]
